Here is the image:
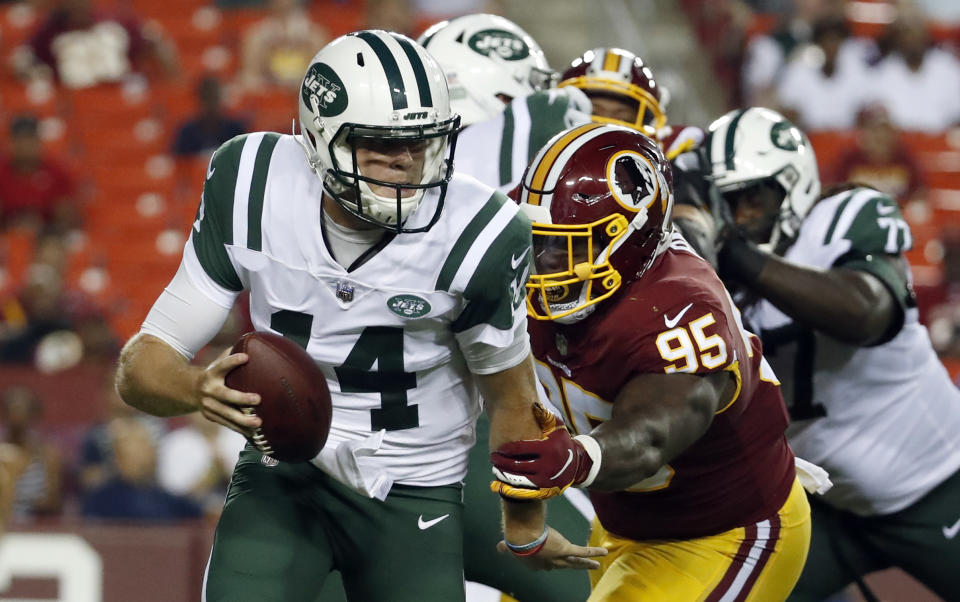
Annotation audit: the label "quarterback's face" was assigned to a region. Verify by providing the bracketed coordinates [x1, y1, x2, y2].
[354, 138, 428, 198]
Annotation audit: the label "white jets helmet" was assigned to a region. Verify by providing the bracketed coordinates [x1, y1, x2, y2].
[705, 107, 821, 251]
[298, 30, 460, 232]
[418, 14, 556, 126]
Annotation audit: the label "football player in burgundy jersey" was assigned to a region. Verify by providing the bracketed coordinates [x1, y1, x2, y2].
[491, 123, 812, 601]
[558, 47, 719, 266]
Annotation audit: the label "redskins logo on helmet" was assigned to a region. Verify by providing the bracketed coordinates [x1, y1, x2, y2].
[516, 124, 674, 323]
[558, 48, 667, 134]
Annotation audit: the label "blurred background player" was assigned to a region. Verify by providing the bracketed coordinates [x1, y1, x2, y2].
[419, 14, 594, 601]
[557, 46, 718, 265]
[704, 107, 960, 602]
[420, 13, 593, 193]
[495, 124, 811, 601]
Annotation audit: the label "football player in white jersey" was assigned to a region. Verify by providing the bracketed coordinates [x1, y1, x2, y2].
[418, 14, 596, 601]
[115, 30, 604, 602]
[703, 107, 960, 602]
[419, 14, 593, 193]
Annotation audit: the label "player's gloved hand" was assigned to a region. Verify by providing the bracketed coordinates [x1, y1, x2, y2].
[490, 402, 601, 500]
[707, 176, 768, 285]
[716, 229, 768, 285]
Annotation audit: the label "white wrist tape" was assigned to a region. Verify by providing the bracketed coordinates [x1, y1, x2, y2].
[573, 434, 602, 488]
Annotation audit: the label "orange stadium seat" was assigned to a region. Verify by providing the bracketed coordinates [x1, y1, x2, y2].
[0, 228, 35, 290]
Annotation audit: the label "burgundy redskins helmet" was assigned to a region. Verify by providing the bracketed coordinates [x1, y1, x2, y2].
[516, 123, 674, 323]
[558, 48, 666, 133]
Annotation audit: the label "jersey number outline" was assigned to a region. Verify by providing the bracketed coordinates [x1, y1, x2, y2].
[655, 312, 728, 373]
[270, 311, 420, 432]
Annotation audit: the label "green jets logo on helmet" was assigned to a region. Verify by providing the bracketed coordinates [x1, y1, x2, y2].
[468, 29, 530, 61]
[301, 62, 348, 117]
[387, 294, 432, 318]
[770, 120, 803, 151]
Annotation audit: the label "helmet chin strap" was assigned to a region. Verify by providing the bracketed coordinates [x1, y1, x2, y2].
[356, 180, 424, 225]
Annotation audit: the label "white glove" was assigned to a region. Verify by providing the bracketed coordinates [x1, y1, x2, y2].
[794, 457, 832, 495]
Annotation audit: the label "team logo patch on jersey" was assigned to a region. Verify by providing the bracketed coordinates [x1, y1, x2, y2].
[468, 29, 530, 61]
[387, 294, 431, 318]
[770, 121, 803, 151]
[301, 62, 348, 117]
[336, 282, 355, 302]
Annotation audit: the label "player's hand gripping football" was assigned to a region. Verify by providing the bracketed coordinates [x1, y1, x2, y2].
[194, 346, 261, 437]
[490, 402, 597, 500]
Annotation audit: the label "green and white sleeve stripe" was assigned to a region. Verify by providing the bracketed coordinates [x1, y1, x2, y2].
[192, 132, 280, 291]
[436, 190, 514, 293]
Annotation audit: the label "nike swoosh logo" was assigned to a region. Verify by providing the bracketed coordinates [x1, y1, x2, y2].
[206, 165, 216, 180]
[510, 251, 527, 270]
[943, 517, 960, 539]
[418, 514, 450, 530]
[550, 449, 574, 480]
[876, 204, 896, 215]
[664, 302, 694, 329]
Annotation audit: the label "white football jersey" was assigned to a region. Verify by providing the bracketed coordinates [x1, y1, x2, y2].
[743, 186, 960, 515]
[184, 132, 532, 490]
[455, 89, 592, 192]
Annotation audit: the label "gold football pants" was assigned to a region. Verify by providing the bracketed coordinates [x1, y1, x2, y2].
[588, 477, 811, 602]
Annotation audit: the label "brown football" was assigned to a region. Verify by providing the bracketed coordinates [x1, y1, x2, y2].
[225, 331, 332, 462]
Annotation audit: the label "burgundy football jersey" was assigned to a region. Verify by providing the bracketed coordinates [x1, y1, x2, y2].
[529, 233, 795, 540]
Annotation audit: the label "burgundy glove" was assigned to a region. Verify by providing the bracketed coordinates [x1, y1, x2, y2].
[490, 402, 599, 500]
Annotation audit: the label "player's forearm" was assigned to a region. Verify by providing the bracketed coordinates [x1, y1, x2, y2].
[478, 355, 548, 539]
[116, 333, 204, 417]
[479, 355, 544, 447]
[587, 372, 720, 491]
[747, 254, 895, 345]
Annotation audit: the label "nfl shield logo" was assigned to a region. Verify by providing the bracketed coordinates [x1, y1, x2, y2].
[336, 282, 355, 303]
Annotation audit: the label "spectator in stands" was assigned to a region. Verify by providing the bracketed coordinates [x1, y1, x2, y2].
[0, 256, 116, 367]
[81, 417, 203, 521]
[741, 0, 846, 106]
[79, 370, 165, 492]
[237, 0, 328, 93]
[0, 114, 78, 236]
[776, 15, 874, 131]
[0, 447, 16, 534]
[25, 0, 178, 88]
[157, 412, 245, 517]
[0, 263, 74, 363]
[0, 385, 62, 522]
[869, 13, 960, 132]
[829, 104, 926, 201]
[365, 0, 416, 36]
[171, 76, 247, 157]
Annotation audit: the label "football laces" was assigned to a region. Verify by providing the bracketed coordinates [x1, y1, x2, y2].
[242, 407, 275, 456]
